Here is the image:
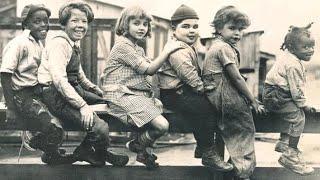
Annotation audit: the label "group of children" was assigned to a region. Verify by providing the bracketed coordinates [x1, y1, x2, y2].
[0, 1, 317, 180]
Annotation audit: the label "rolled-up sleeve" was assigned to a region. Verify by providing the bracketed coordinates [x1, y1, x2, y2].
[287, 67, 306, 107]
[47, 40, 86, 109]
[116, 43, 150, 74]
[168, 48, 203, 91]
[217, 45, 236, 67]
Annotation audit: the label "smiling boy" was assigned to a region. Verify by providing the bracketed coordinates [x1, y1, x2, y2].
[158, 4, 233, 171]
[0, 4, 74, 165]
[37, 2, 128, 167]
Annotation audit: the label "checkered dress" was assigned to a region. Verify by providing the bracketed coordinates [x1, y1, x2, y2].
[101, 36, 163, 127]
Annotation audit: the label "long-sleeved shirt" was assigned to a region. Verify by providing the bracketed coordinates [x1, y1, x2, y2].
[265, 50, 306, 107]
[158, 38, 203, 92]
[0, 30, 43, 90]
[38, 30, 97, 109]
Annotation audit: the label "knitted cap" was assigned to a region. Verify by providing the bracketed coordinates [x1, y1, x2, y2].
[21, 4, 51, 24]
[171, 4, 199, 21]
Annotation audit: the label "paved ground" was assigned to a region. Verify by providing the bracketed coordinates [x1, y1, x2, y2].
[1, 133, 320, 166]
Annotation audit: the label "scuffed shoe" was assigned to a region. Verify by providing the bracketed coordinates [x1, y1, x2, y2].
[275, 140, 289, 153]
[278, 147, 314, 175]
[73, 143, 105, 167]
[194, 146, 203, 159]
[41, 150, 76, 165]
[126, 139, 159, 169]
[105, 150, 129, 167]
[126, 139, 144, 153]
[202, 146, 233, 172]
[136, 150, 159, 170]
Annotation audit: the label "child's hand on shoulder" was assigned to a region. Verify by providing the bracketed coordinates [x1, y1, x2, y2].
[163, 40, 183, 54]
[303, 105, 317, 113]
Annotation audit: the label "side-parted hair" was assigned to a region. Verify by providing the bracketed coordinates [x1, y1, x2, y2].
[115, 6, 153, 37]
[59, 2, 94, 26]
[280, 23, 314, 51]
[211, 5, 250, 32]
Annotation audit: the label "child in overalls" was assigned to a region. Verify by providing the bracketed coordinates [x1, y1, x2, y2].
[158, 4, 233, 171]
[263, 24, 316, 175]
[202, 6, 264, 180]
[0, 4, 74, 165]
[100, 6, 181, 169]
[37, 2, 129, 167]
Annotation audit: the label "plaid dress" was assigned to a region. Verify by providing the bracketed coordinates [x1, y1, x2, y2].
[100, 36, 162, 127]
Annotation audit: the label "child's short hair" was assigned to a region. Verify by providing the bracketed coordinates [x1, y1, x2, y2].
[211, 6, 250, 32]
[115, 6, 153, 37]
[280, 23, 314, 51]
[21, 4, 51, 30]
[58, 2, 94, 26]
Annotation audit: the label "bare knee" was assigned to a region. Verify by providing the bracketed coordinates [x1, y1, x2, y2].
[151, 115, 169, 134]
[92, 116, 109, 137]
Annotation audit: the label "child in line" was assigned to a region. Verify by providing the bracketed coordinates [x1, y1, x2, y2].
[38, 2, 129, 167]
[0, 4, 74, 164]
[158, 4, 233, 171]
[202, 6, 264, 179]
[263, 24, 316, 175]
[100, 6, 181, 169]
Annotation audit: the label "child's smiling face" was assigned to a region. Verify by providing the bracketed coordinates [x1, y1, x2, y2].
[64, 8, 88, 42]
[128, 17, 149, 41]
[218, 21, 245, 45]
[26, 10, 49, 41]
[173, 19, 199, 45]
[292, 35, 315, 61]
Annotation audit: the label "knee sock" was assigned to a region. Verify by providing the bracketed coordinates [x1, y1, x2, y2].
[279, 132, 289, 142]
[138, 130, 155, 148]
[288, 136, 300, 149]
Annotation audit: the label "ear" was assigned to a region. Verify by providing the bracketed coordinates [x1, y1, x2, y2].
[171, 25, 176, 31]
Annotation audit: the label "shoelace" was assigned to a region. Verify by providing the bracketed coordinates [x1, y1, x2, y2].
[18, 131, 37, 163]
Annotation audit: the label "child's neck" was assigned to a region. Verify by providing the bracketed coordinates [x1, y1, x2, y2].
[30, 33, 40, 43]
[125, 34, 138, 44]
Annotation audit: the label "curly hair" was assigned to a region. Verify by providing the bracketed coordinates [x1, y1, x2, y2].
[280, 23, 314, 51]
[115, 6, 153, 38]
[59, 2, 94, 26]
[211, 5, 250, 32]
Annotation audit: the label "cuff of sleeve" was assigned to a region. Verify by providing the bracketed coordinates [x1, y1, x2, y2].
[78, 101, 87, 109]
[223, 61, 235, 67]
[0, 69, 14, 74]
[294, 100, 306, 108]
[136, 58, 150, 74]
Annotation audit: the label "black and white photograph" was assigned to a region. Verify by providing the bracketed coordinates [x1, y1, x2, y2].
[0, 0, 319, 179]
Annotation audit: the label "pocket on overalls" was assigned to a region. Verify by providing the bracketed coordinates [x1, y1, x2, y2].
[263, 86, 286, 111]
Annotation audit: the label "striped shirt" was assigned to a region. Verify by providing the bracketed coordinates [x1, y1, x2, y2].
[158, 38, 203, 92]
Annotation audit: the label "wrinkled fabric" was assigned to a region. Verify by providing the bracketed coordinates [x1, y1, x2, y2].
[39, 31, 97, 109]
[158, 38, 203, 91]
[0, 30, 43, 90]
[265, 51, 306, 108]
[202, 37, 256, 178]
[41, 45, 110, 146]
[13, 86, 63, 147]
[160, 85, 216, 149]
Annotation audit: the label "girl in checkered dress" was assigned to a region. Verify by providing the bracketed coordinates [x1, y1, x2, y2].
[100, 6, 181, 169]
